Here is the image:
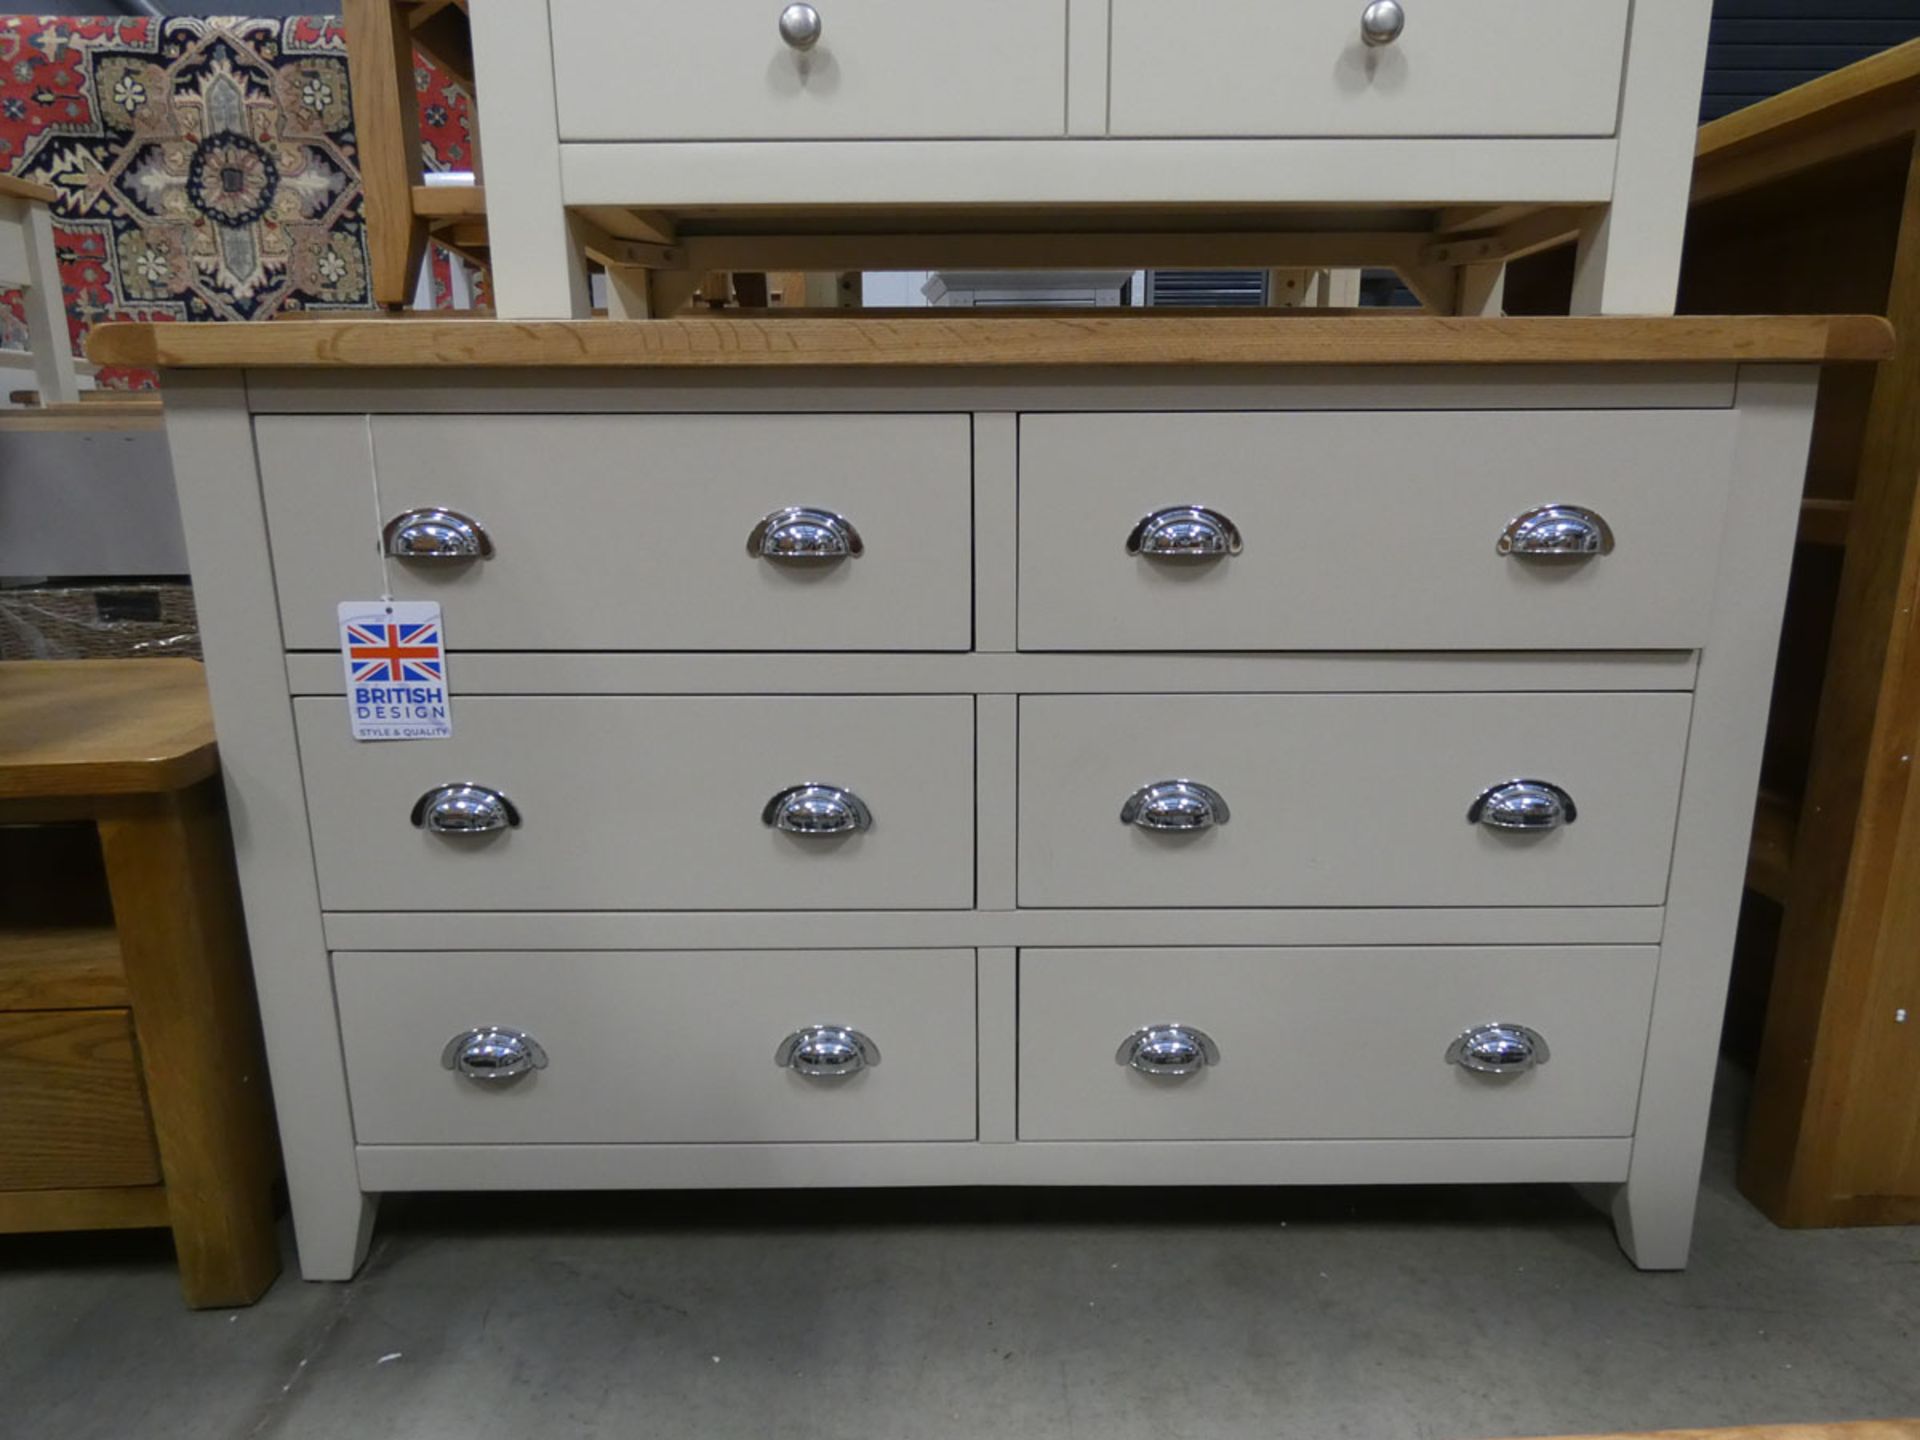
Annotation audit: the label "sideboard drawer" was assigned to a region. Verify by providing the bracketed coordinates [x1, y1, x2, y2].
[1018, 692, 1690, 908]
[1017, 410, 1736, 651]
[549, 0, 1067, 141]
[297, 696, 975, 911]
[338, 949, 977, 1144]
[1109, 0, 1630, 139]
[1019, 946, 1656, 1141]
[260, 414, 973, 652]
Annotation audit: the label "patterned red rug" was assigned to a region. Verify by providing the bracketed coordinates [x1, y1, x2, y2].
[1, 14, 477, 388]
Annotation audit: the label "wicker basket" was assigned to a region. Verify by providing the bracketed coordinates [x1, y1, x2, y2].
[0, 583, 201, 661]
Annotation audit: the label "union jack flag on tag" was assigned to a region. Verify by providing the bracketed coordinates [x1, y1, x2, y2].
[337, 601, 453, 741]
[347, 617, 443, 684]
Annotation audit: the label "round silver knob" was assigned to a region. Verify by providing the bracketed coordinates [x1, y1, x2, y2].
[1469, 780, 1577, 833]
[383, 506, 493, 561]
[1122, 780, 1230, 833]
[747, 506, 863, 564]
[763, 783, 873, 836]
[1126, 506, 1243, 562]
[777, 1025, 880, 1078]
[441, 1027, 548, 1084]
[1117, 1024, 1220, 1080]
[779, 2, 822, 50]
[1360, 0, 1405, 46]
[411, 783, 521, 835]
[1498, 505, 1615, 560]
[1446, 1023, 1550, 1076]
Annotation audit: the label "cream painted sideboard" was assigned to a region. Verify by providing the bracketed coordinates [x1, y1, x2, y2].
[467, 0, 1713, 319]
[92, 314, 1890, 1280]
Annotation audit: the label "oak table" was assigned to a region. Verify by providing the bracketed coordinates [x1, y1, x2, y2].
[1682, 38, 1920, 1229]
[0, 659, 280, 1306]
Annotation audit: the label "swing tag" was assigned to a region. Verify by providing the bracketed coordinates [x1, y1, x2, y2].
[337, 601, 453, 741]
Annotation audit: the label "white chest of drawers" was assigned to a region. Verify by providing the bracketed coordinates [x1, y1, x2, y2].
[109, 314, 1889, 1281]
[469, 0, 1712, 318]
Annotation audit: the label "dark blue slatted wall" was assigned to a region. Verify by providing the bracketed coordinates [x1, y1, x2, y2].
[1704, 0, 1920, 119]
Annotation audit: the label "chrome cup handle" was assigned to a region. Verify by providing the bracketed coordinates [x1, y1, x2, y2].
[411, 783, 521, 835]
[1122, 780, 1231, 833]
[776, 1025, 880, 1079]
[1126, 506, 1244, 562]
[1469, 780, 1576, 832]
[1446, 1023, 1550, 1076]
[763, 783, 873, 836]
[1116, 1024, 1221, 1080]
[441, 1027, 547, 1084]
[383, 506, 493, 561]
[1498, 505, 1614, 560]
[748, 507, 864, 564]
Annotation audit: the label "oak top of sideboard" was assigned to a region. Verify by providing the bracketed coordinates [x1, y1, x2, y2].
[86, 313, 1894, 371]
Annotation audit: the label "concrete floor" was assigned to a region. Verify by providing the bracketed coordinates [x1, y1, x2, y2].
[4, 1071, 1916, 1440]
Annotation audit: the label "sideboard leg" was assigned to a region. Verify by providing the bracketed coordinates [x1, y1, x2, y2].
[1610, 367, 1822, 1273]
[603, 263, 653, 318]
[469, 0, 590, 317]
[162, 371, 388, 1286]
[1569, 0, 1711, 314]
[1608, 1178, 1697, 1271]
[1571, 202, 1685, 317]
[294, 1189, 380, 1282]
[1455, 261, 1507, 317]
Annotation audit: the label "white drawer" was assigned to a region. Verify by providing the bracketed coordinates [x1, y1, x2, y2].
[259, 414, 973, 652]
[548, 0, 1067, 141]
[1018, 693, 1690, 908]
[1018, 946, 1656, 1141]
[338, 949, 977, 1144]
[1017, 410, 1736, 652]
[1109, 0, 1630, 138]
[297, 696, 975, 911]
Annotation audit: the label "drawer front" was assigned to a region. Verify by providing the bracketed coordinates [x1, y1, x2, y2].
[1019, 946, 1656, 1141]
[338, 949, 977, 1144]
[1110, 0, 1629, 138]
[260, 415, 973, 652]
[1018, 411, 1736, 651]
[297, 696, 975, 911]
[549, 0, 1067, 140]
[1018, 693, 1690, 908]
[0, 1009, 159, 1189]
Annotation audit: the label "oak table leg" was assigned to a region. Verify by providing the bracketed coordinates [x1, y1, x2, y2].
[345, 0, 430, 309]
[1737, 133, 1920, 1227]
[97, 781, 280, 1308]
